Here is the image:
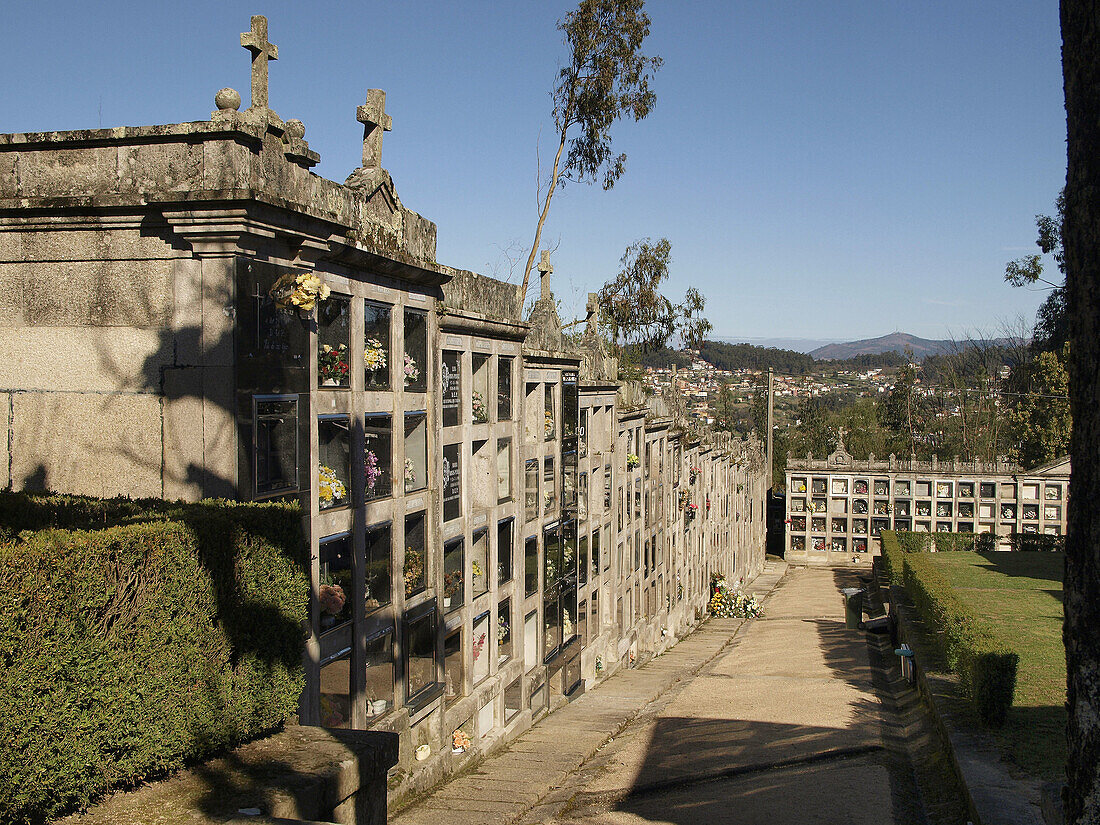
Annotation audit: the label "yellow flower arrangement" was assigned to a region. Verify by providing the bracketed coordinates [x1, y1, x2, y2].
[270, 272, 331, 312]
[318, 464, 346, 505]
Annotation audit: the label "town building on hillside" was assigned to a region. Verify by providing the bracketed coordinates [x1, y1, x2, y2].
[0, 15, 768, 800]
[784, 433, 1070, 563]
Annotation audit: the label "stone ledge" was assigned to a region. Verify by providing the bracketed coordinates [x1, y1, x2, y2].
[60, 725, 398, 825]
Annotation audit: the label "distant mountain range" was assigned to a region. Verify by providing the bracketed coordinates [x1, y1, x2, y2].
[809, 332, 952, 361]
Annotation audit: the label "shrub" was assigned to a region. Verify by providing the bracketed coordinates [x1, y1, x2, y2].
[974, 532, 997, 553]
[879, 531, 907, 587]
[0, 493, 308, 824]
[895, 531, 931, 553]
[1009, 532, 1066, 552]
[901, 551, 1018, 726]
[931, 532, 981, 553]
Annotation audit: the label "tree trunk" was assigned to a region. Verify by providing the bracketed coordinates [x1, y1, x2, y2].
[1060, 1, 1100, 821]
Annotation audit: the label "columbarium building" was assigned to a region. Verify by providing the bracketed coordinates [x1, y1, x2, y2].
[784, 435, 1069, 564]
[0, 16, 768, 804]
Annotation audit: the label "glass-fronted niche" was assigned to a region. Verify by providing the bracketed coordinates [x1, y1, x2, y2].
[252, 395, 300, 499]
[442, 350, 461, 427]
[319, 415, 351, 511]
[443, 443, 462, 522]
[405, 605, 439, 708]
[318, 294, 352, 388]
[542, 520, 578, 662]
[403, 308, 428, 393]
[405, 412, 428, 493]
[319, 532, 352, 727]
[364, 414, 392, 502]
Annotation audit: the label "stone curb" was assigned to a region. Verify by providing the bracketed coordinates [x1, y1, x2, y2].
[881, 573, 1043, 825]
[390, 559, 789, 825]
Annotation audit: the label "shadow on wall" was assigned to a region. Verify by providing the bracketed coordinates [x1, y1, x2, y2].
[9, 263, 237, 500]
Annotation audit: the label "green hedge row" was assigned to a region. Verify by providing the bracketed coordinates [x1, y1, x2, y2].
[1009, 532, 1066, 552]
[879, 530, 907, 587]
[899, 550, 1018, 726]
[0, 492, 309, 825]
[892, 531, 995, 553]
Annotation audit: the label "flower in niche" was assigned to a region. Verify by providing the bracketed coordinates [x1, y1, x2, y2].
[364, 337, 387, 372]
[318, 583, 346, 616]
[472, 391, 488, 423]
[452, 728, 471, 752]
[472, 632, 487, 661]
[319, 343, 350, 384]
[318, 465, 346, 505]
[497, 618, 510, 644]
[365, 449, 383, 493]
[544, 410, 555, 438]
[404, 457, 416, 485]
[403, 549, 424, 594]
[403, 353, 420, 385]
[443, 570, 462, 599]
[626, 454, 640, 471]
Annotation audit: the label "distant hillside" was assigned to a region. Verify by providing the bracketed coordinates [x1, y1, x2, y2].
[810, 332, 951, 361]
[700, 340, 816, 374]
[713, 336, 842, 354]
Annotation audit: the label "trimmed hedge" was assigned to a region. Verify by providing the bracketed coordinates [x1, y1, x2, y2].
[0, 493, 308, 825]
[900, 550, 1018, 726]
[1009, 532, 1066, 552]
[879, 530, 907, 587]
[893, 531, 992, 553]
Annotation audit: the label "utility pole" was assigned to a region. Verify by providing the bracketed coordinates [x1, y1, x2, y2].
[766, 368, 774, 491]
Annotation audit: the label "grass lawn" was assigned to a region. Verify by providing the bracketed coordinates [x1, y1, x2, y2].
[927, 551, 1065, 781]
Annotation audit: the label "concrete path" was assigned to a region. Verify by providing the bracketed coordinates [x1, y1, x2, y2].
[391, 563, 938, 825]
[388, 560, 786, 825]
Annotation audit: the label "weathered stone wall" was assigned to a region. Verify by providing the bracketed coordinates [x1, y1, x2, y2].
[0, 121, 437, 264]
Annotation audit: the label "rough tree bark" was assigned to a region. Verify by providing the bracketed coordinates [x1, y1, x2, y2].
[1060, 1, 1100, 821]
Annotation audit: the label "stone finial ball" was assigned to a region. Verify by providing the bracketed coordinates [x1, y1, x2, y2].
[286, 119, 306, 139]
[215, 88, 241, 111]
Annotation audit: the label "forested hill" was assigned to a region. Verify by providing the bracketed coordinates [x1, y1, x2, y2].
[699, 341, 815, 373]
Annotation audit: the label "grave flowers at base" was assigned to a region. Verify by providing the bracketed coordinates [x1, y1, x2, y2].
[708, 572, 762, 618]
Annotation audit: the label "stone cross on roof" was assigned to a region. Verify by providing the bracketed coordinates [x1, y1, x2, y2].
[537, 249, 553, 298]
[357, 89, 392, 169]
[586, 292, 599, 334]
[241, 15, 278, 110]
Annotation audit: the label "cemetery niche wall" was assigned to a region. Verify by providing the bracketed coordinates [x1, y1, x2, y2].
[783, 435, 1070, 563]
[0, 15, 769, 811]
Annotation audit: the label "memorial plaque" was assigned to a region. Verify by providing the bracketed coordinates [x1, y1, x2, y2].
[443, 443, 461, 522]
[442, 350, 460, 427]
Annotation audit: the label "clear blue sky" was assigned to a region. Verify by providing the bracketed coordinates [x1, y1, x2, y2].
[2, 1, 1066, 342]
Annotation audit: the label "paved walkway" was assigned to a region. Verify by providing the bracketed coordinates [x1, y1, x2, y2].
[389, 560, 787, 825]
[391, 563, 945, 825]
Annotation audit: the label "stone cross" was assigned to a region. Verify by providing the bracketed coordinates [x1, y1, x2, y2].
[357, 90, 392, 168]
[537, 249, 553, 298]
[241, 15, 278, 110]
[586, 292, 599, 334]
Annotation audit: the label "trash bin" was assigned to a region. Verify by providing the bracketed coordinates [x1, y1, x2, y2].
[841, 587, 864, 629]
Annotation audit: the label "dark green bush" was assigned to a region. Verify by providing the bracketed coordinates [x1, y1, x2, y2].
[931, 532, 981, 552]
[879, 531, 906, 586]
[1009, 532, 1066, 552]
[0, 493, 308, 824]
[974, 532, 997, 553]
[895, 531, 931, 553]
[901, 551, 1018, 726]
